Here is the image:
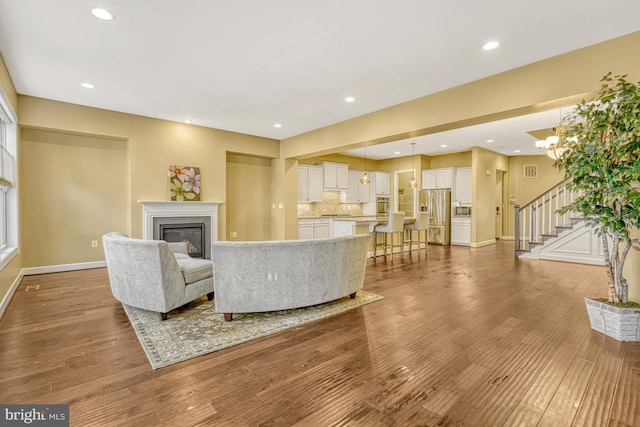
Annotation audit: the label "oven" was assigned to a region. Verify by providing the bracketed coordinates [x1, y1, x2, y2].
[454, 206, 471, 216]
[376, 197, 390, 216]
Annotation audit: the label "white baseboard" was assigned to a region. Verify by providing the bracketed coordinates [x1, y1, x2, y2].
[500, 235, 515, 241]
[471, 239, 496, 248]
[0, 270, 24, 320]
[21, 260, 107, 276]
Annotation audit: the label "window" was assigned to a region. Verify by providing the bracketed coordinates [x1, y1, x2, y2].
[0, 88, 17, 270]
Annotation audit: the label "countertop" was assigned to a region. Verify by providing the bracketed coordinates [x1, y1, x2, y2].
[299, 215, 415, 224]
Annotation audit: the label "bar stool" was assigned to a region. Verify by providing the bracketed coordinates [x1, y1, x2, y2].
[404, 212, 429, 257]
[373, 212, 405, 262]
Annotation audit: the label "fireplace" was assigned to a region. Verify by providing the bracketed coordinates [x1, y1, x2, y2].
[140, 201, 222, 260]
[155, 218, 208, 258]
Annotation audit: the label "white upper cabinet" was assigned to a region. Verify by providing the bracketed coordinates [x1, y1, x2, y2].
[455, 167, 472, 204]
[341, 171, 371, 203]
[317, 162, 348, 190]
[422, 170, 437, 189]
[297, 164, 324, 202]
[373, 172, 390, 196]
[422, 168, 454, 189]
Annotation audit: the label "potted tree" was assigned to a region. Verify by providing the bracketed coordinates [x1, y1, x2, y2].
[554, 72, 640, 342]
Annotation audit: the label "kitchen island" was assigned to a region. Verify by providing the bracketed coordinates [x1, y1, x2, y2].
[298, 215, 417, 257]
[330, 216, 381, 237]
[297, 215, 416, 238]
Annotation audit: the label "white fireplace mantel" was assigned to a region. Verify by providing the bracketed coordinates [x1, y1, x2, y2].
[139, 200, 223, 242]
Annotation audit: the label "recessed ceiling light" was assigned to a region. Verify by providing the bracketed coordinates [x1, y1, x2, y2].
[91, 8, 115, 20]
[345, 96, 355, 103]
[273, 123, 282, 128]
[514, 150, 521, 153]
[486, 139, 494, 143]
[483, 41, 500, 51]
[441, 144, 447, 148]
[394, 151, 401, 155]
[81, 82, 95, 89]
[184, 119, 192, 124]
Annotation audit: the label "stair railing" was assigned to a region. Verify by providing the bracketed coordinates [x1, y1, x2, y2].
[514, 179, 579, 254]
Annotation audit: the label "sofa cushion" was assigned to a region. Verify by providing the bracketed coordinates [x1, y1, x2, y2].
[177, 258, 214, 284]
[173, 253, 191, 260]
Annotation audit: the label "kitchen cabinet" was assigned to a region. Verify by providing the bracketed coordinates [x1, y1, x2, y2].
[331, 219, 375, 237]
[297, 164, 324, 202]
[451, 217, 471, 246]
[332, 220, 355, 237]
[341, 171, 371, 203]
[317, 162, 348, 190]
[314, 219, 330, 238]
[373, 172, 391, 196]
[298, 218, 330, 239]
[455, 167, 472, 204]
[422, 167, 454, 189]
[297, 219, 314, 239]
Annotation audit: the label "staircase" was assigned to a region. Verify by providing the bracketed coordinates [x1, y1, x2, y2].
[514, 180, 604, 265]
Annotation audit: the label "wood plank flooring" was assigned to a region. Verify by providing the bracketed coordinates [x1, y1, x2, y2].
[1, 241, 639, 426]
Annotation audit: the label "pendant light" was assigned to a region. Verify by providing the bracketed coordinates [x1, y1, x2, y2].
[409, 142, 417, 188]
[360, 145, 370, 185]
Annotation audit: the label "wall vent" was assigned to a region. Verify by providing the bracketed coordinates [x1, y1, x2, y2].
[523, 164, 538, 179]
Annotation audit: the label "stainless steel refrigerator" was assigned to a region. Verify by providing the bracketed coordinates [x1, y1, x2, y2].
[419, 189, 451, 245]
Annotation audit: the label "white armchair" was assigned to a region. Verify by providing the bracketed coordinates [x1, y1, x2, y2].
[102, 232, 214, 320]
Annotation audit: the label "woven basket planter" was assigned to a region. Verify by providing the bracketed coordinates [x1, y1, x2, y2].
[585, 298, 640, 342]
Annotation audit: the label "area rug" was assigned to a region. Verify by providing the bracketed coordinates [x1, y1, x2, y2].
[123, 291, 383, 369]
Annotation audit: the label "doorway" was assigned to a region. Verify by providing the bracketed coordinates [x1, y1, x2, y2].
[395, 170, 416, 217]
[495, 170, 505, 239]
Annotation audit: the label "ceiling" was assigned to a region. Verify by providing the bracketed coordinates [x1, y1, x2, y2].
[341, 108, 569, 160]
[0, 1, 639, 158]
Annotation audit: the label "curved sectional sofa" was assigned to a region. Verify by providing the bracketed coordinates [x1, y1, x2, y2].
[102, 232, 215, 320]
[211, 234, 370, 321]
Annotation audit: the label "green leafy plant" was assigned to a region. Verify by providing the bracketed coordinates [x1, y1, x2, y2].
[554, 73, 640, 303]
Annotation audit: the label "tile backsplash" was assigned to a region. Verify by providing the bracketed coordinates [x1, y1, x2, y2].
[297, 191, 363, 217]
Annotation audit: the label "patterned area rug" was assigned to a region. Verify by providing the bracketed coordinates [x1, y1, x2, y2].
[123, 291, 383, 369]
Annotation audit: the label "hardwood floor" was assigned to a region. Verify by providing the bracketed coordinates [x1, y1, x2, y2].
[1, 241, 639, 426]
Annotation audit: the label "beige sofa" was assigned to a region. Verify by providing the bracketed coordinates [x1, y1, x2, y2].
[102, 232, 215, 320]
[211, 234, 370, 321]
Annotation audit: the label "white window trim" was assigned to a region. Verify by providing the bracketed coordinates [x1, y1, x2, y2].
[0, 85, 18, 271]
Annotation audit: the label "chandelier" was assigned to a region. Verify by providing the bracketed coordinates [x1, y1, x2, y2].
[535, 126, 567, 160]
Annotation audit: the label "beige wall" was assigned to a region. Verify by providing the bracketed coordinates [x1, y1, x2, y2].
[300, 153, 379, 171]
[226, 154, 272, 241]
[21, 129, 129, 266]
[18, 96, 279, 266]
[269, 157, 300, 239]
[504, 155, 564, 238]
[429, 152, 472, 169]
[471, 147, 509, 246]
